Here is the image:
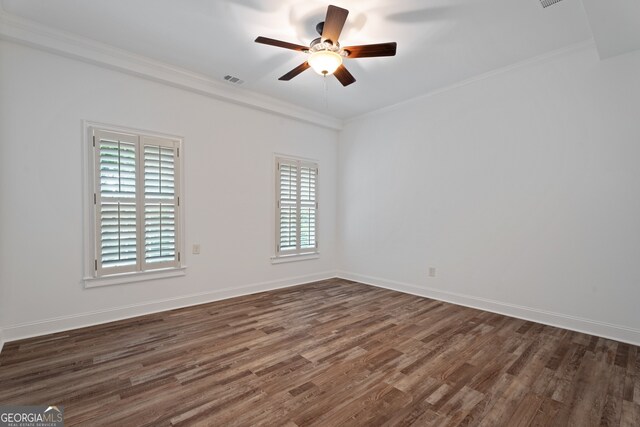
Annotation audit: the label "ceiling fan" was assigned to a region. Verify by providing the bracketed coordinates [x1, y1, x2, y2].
[255, 5, 397, 87]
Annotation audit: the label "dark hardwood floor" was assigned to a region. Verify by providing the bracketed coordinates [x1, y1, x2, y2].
[1, 279, 639, 426]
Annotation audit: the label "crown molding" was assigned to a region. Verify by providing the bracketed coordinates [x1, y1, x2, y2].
[0, 6, 343, 131]
[345, 38, 597, 124]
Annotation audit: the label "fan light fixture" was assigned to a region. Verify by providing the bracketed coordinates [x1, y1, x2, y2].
[308, 50, 342, 75]
[255, 5, 397, 86]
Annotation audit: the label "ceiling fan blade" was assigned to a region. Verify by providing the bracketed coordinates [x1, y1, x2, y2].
[279, 62, 311, 81]
[321, 5, 349, 44]
[255, 36, 308, 52]
[343, 42, 397, 58]
[333, 64, 356, 87]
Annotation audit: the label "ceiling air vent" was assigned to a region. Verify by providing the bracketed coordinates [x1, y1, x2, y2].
[540, 0, 564, 8]
[223, 75, 244, 85]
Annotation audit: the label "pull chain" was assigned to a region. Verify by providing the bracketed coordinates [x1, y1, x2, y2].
[323, 75, 328, 110]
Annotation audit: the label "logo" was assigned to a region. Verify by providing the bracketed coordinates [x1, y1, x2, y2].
[0, 405, 64, 427]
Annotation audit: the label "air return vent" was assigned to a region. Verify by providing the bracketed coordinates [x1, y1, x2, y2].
[223, 75, 244, 85]
[540, 0, 564, 8]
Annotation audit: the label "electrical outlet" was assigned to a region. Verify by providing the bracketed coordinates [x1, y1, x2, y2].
[428, 267, 436, 277]
[192, 244, 201, 255]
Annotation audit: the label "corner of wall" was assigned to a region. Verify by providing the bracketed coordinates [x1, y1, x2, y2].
[0, 328, 5, 355]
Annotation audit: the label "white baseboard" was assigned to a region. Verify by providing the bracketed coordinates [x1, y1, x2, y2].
[6, 271, 638, 347]
[3, 271, 337, 343]
[337, 271, 640, 347]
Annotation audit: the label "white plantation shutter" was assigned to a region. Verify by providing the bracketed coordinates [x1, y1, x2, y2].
[300, 165, 317, 250]
[278, 162, 298, 252]
[99, 202, 137, 269]
[276, 157, 318, 256]
[95, 130, 139, 274]
[142, 137, 179, 268]
[92, 128, 182, 277]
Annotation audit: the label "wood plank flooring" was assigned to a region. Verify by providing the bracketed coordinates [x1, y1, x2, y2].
[1, 278, 639, 426]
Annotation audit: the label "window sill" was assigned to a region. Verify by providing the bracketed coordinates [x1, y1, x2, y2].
[271, 253, 319, 264]
[83, 266, 187, 288]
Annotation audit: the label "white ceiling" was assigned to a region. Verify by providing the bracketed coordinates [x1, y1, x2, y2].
[582, 0, 640, 60]
[1, 0, 593, 120]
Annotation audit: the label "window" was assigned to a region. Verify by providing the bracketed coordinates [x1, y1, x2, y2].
[88, 126, 183, 282]
[275, 156, 318, 258]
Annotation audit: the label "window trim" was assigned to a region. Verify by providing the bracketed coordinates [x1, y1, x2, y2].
[82, 121, 186, 287]
[84, 266, 187, 288]
[273, 154, 319, 262]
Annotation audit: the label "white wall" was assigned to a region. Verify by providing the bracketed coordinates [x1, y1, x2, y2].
[338, 45, 640, 344]
[3, 38, 640, 347]
[0, 40, 338, 340]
